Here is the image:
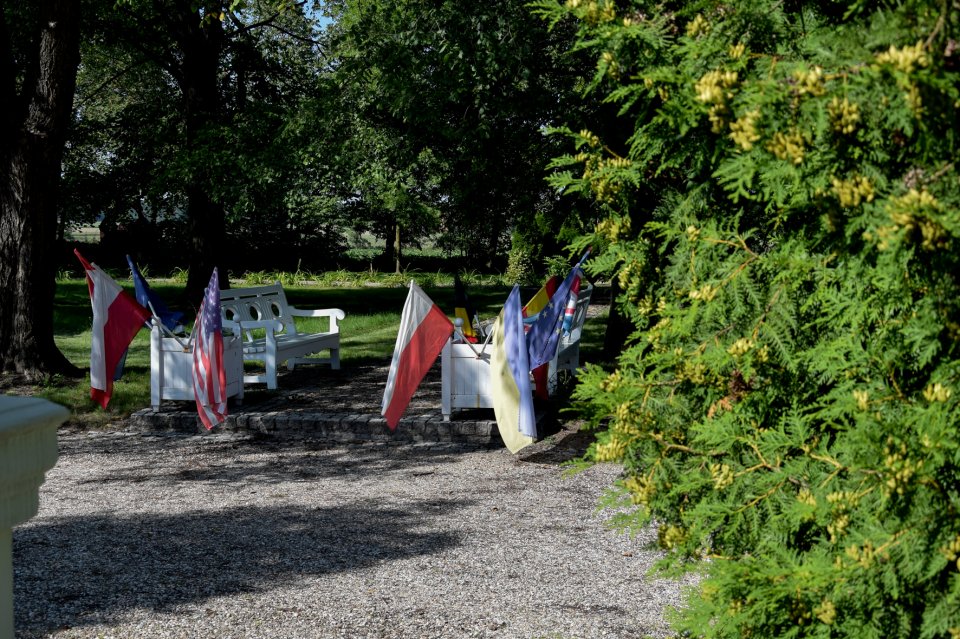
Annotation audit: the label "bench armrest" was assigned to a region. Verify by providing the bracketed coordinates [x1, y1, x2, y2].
[289, 307, 345, 332]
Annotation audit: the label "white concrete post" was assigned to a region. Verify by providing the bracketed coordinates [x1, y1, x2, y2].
[0, 396, 67, 639]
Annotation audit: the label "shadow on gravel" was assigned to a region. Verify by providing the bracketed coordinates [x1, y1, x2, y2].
[62, 436, 479, 485]
[14, 500, 465, 636]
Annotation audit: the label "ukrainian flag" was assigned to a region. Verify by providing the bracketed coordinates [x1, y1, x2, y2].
[490, 285, 536, 453]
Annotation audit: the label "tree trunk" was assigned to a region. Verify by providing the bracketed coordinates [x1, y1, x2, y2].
[173, 4, 230, 303]
[0, 0, 82, 379]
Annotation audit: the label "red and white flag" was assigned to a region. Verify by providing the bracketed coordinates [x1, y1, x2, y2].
[74, 249, 151, 408]
[381, 281, 453, 430]
[192, 268, 227, 430]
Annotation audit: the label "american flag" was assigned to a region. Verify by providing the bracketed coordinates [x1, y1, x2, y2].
[192, 268, 227, 430]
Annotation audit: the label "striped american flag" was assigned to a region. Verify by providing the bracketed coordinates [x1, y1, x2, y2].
[192, 268, 227, 430]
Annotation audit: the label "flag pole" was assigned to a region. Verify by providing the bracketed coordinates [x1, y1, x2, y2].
[147, 301, 189, 350]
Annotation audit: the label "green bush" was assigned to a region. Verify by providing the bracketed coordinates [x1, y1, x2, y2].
[536, 1, 960, 637]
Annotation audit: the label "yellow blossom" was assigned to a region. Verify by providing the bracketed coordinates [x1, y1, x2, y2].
[875, 40, 929, 74]
[729, 109, 761, 150]
[828, 96, 860, 134]
[923, 382, 952, 403]
[686, 14, 710, 38]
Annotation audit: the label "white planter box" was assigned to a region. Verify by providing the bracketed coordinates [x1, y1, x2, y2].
[440, 339, 493, 421]
[150, 322, 244, 410]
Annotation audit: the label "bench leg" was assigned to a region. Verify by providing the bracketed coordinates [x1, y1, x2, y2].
[330, 348, 340, 370]
[265, 352, 278, 390]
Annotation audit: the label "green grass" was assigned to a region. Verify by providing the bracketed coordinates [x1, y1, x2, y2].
[34, 276, 607, 429]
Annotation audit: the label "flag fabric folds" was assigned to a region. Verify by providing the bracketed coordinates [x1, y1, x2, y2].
[560, 273, 582, 335]
[192, 268, 228, 430]
[525, 251, 590, 370]
[382, 281, 453, 430]
[490, 285, 536, 453]
[126, 255, 184, 332]
[523, 275, 559, 400]
[453, 274, 478, 342]
[74, 249, 151, 409]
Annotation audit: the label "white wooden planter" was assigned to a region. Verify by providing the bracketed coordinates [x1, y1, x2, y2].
[440, 338, 493, 421]
[150, 321, 244, 410]
[439, 285, 594, 420]
[0, 396, 67, 639]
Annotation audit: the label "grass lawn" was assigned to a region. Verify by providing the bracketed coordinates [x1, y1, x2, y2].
[35, 278, 607, 429]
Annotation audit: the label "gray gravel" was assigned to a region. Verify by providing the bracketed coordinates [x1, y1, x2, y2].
[14, 430, 697, 638]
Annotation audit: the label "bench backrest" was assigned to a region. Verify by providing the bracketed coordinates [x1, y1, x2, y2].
[219, 282, 296, 335]
[561, 284, 593, 348]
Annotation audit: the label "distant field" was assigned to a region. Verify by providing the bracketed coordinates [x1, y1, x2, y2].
[66, 225, 100, 243]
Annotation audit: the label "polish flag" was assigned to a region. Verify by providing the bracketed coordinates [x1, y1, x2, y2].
[75, 249, 151, 408]
[382, 281, 453, 429]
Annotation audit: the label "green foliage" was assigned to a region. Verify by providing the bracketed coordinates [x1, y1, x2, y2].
[505, 236, 539, 285]
[537, 0, 960, 637]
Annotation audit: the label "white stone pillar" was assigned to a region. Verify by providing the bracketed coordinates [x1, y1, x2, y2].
[0, 396, 67, 639]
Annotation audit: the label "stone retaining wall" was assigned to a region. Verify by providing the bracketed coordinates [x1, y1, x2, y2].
[128, 406, 498, 446]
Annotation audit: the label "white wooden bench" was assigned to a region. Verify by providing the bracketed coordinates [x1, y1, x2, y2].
[440, 284, 593, 421]
[218, 282, 345, 389]
[150, 319, 245, 410]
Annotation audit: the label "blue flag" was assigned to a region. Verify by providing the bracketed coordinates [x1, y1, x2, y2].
[126, 255, 184, 332]
[525, 250, 590, 370]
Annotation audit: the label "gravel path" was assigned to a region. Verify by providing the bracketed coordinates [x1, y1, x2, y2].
[14, 430, 697, 639]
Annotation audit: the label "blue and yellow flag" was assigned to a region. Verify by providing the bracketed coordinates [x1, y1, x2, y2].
[490, 285, 536, 453]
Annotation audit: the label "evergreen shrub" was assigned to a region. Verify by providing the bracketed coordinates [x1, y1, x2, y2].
[534, 0, 960, 636]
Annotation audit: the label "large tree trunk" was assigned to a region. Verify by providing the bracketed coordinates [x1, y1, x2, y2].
[173, 4, 230, 303]
[0, 0, 82, 379]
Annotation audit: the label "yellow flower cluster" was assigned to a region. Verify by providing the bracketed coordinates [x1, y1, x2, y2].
[617, 259, 643, 295]
[689, 283, 718, 301]
[728, 337, 754, 357]
[622, 474, 656, 506]
[601, 51, 620, 80]
[686, 14, 710, 38]
[827, 513, 850, 542]
[941, 535, 960, 571]
[599, 369, 623, 392]
[940, 534, 960, 560]
[883, 437, 922, 496]
[814, 599, 837, 625]
[579, 128, 601, 148]
[905, 83, 923, 117]
[828, 96, 860, 134]
[710, 463, 735, 490]
[729, 109, 761, 150]
[565, 0, 616, 24]
[696, 70, 738, 104]
[875, 40, 929, 74]
[766, 129, 805, 165]
[596, 215, 630, 242]
[797, 487, 817, 507]
[881, 188, 949, 251]
[831, 175, 875, 208]
[729, 43, 746, 60]
[923, 382, 952, 402]
[845, 539, 877, 569]
[678, 359, 707, 384]
[592, 436, 628, 462]
[853, 389, 869, 411]
[794, 66, 826, 96]
[658, 524, 687, 550]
